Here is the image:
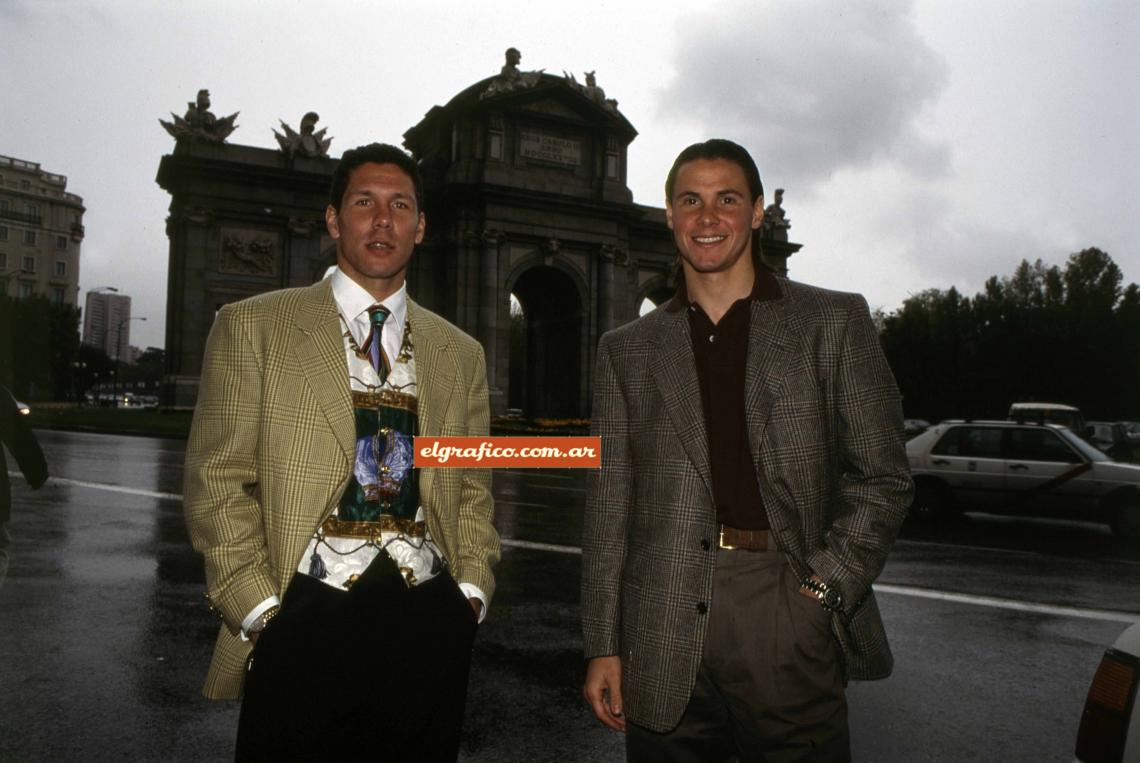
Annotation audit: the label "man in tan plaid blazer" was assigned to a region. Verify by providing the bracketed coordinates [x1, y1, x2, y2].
[184, 143, 498, 758]
[583, 139, 913, 760]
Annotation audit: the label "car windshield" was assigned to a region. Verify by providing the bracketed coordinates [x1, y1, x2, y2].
[1056, 427, 1110, 461]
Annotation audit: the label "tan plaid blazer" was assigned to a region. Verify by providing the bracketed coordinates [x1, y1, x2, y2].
[184, 279, 498, 699]
[582, 276, 914, 733]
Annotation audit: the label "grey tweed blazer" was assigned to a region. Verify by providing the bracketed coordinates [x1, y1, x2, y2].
[581, 275, 913, 733]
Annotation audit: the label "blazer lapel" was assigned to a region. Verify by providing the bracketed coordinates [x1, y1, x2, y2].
[408, 300, 456, 508]
[647, 309, 713, 497]
[744, 296, 795, 466]
[292, 280, 354, 463]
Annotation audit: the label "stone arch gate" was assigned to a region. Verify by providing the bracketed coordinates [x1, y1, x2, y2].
[157, 68, 685, 415]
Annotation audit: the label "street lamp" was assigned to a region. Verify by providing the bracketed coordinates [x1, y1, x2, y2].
[113, 316, 147, 402]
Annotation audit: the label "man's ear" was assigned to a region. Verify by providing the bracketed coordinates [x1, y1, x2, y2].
[751, 196, 765, 230]
[665, 202, 674, 230]
[325, 205, 340, 239]
[414, 212, 425, 245]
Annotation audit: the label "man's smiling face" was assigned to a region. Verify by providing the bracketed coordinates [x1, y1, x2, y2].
[666, 158, 764, 277]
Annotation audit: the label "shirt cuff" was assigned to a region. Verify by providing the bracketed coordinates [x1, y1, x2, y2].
[240, 595, 281, 641]
[458, 582, 488, 624]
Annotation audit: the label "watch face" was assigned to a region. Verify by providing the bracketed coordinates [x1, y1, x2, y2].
[823, 589, 842, 609]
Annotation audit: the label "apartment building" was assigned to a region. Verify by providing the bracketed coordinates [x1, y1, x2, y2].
[82, 291, 133, 360]
[0, 154, 85, 305]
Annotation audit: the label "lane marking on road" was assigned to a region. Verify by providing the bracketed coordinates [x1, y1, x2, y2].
[874, 584, 1140, 624]
[501, 538, 582, 555]
[27, 473, 1140, 621]
[39, 476, 183, 501]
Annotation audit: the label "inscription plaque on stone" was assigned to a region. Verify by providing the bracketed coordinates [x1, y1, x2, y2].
[519, 131, 581, 166]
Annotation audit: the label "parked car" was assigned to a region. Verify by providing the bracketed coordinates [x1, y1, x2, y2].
[1075, 621, 1140, 762]
[906, 420, 1140, 537]
[1124, 422, 1140, 444]
[903, 418, 931, 437]
[14, 399, 30, 416]
[1085, 421, 1134, 461]
[1008, 401, 1086, 434]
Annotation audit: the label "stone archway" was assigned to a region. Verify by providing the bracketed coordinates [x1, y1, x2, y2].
[637, 275, 676, 316]
[508, 265, 584, 418]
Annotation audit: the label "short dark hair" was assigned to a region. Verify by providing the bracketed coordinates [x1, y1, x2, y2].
[664, 138, 764, 203]
[329, 143, 423, 212]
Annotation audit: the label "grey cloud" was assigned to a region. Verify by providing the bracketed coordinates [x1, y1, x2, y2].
[656, 0, 949, 190]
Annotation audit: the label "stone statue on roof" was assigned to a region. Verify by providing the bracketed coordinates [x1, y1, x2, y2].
[482, 47, 544, 99]
[563, 69, 619, 113]
[761, 188, 791, 241]
[160, 89, 239, 143]
[274, 112, 333, 158]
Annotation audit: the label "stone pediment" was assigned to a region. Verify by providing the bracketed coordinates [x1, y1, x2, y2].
[405, 72, 637, 152]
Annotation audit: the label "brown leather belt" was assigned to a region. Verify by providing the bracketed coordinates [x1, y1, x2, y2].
[718, 525, 774, 551]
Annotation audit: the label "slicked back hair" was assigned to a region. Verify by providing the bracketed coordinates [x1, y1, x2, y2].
[664, 138, 764, 204]
[329, 143, 423, 212]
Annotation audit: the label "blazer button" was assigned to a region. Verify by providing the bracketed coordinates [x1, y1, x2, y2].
[696, 602, 708, 615]
[701, 539, 710, 551]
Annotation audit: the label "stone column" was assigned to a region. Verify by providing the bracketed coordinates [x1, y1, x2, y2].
[597, 243, 618, 337]
[480, 229, 506, 415]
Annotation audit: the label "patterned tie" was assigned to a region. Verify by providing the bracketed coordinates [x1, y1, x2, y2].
[366, 304, 391, 383]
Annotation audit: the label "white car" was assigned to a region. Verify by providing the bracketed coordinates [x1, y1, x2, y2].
[1075, 621, 1140, 762]
[906, 420, 1140, 537]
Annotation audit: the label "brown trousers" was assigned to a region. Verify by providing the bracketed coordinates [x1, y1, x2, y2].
[627, 549, 849, 762]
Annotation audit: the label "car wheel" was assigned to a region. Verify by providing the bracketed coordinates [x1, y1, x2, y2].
[910, 482, 952, 522]
[1113, 499, 1140, 539]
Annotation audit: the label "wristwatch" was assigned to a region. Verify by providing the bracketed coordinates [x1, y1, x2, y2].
[800, 577, 843, 612]
[247, 605, 280, 636]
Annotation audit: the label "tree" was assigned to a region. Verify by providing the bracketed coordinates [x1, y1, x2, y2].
[880, 248, 1140, 421]
[0, 294, 81, 400]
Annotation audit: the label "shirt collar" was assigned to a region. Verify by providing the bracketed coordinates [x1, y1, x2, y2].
[665, 264, 782, 313]
[327, 265, 408, 329]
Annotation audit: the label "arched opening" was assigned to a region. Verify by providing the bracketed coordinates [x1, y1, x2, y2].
[638, 282, 676, 316]
[508, 266, 583, 418]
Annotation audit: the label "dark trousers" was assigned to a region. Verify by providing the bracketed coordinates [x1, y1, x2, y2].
[235, 552, 478, 761]
[627, 550, 849, 763]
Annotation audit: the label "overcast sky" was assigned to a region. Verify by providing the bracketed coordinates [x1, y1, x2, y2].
[3, 0, 1137, 350]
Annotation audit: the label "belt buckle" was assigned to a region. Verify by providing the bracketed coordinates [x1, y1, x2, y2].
[718, 526, 736, 550]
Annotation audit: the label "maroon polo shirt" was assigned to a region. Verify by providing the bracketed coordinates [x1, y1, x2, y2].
[666, 267, 782, 530]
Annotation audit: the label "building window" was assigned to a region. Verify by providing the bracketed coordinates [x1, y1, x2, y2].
[20, 180, 30, 191]
[24, 229, 36, 245]
[56, 235, 67, 250]
[0, 200, 8, 211]
[0, 252, 6, 268]
[26, 203, 38, 217]
[22, 255, 35, 273]
[606, 151, 620, 180]
[55, 260, 66, 277]
[0, 226, 7, 241]
[19, 282, 33, 298]
[54, 287, 65, 304]
[489, 131, 503, 160]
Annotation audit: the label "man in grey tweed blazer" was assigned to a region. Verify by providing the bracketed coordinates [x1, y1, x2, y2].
[582, 139, 913, 760]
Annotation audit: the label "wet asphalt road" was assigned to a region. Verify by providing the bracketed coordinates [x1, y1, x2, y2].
[1, 430, 1138, 761]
